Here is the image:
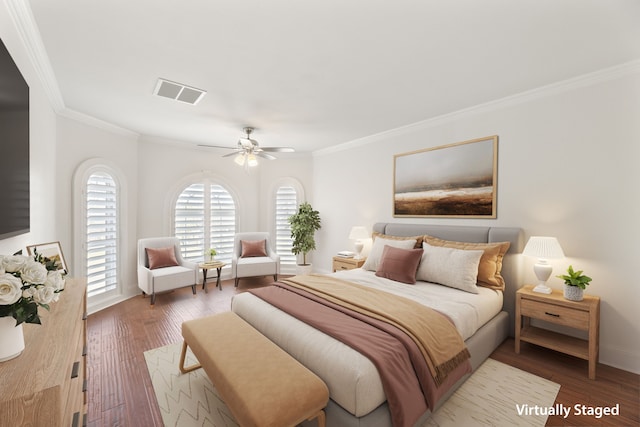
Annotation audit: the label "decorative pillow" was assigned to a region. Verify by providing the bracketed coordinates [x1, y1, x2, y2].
[375, 245, 424, 284]
[362, 237, 417, 271]
[372, 231, 423, 249]
[423, 236, 511, 291]
[146, 246, 179, 270]
[416, 243, 484, 294]
[241, 240, 268, 257]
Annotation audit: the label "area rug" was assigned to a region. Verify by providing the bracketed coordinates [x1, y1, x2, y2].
[144, 343, 560, 427]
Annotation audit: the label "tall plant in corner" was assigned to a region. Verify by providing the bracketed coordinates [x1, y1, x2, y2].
[288, 202, 321, 266]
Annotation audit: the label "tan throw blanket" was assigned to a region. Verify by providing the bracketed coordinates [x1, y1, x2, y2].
[282, 274, 470, 386]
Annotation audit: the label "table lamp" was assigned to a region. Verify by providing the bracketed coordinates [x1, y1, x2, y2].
[522, 236, 565, 294]
[348, 226, 369, 259]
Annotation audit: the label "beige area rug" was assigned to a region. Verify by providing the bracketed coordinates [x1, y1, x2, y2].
[144, 343, 560, 427]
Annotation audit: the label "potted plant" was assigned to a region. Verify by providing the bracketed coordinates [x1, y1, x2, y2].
[288, 202, 321, 274]
[206, 248, 217, 262]
[557, 265, 592, 301]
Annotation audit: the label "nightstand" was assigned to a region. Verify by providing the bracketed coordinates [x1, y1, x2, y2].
[332, 256, 365, 272]
[515, 285, 600, 379]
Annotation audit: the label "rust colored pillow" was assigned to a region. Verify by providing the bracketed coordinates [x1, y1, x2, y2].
[375, 245, 424, 284]
[146, 246, 179, 270]
[241, 240, 268, 257]
[423, 236, 511, 291]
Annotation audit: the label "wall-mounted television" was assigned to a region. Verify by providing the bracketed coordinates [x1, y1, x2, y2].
[0, 38, 30, 240]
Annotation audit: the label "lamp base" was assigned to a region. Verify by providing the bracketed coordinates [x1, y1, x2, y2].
[532, 284, 552, 294]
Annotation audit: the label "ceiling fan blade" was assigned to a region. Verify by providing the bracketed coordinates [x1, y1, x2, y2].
[197, 144, 237, 150]
[260, 147, 295, 153]
[255, 152, 276, 160]
[222, 151, 242, 158]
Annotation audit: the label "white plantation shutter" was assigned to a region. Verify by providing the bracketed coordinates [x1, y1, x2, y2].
[175, 182, 236, 264]
[175, 183, 205, 260]
[275, 186, 297, 265]
[86, 172, 118, 297]
[210, 185, 235, 264]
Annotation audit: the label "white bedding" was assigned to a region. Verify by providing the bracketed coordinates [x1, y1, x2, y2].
[230, 270, 503, 418]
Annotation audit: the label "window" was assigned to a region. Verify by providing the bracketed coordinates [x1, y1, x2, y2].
[175, 183, 236, 263]
[274, 185, 298, 266]
[85, 172, 118, 298]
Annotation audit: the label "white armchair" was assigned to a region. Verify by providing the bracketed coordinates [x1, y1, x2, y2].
[137, 237, 198, 305]
[232, 232, 280, 287]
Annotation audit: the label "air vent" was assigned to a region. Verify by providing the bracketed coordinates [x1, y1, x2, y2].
[154, 78, 206, 105]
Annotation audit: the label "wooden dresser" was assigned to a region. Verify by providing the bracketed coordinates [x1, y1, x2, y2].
[0, 278, 88, 427]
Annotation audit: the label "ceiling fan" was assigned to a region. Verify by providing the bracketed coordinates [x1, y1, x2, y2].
[199, 127, 294, 167]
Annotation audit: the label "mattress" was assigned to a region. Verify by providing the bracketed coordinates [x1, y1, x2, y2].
[230, 269, 503, 418]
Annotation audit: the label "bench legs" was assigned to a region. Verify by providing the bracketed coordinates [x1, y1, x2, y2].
[309, 410, 326, 427]
[178, 341, 202, 374]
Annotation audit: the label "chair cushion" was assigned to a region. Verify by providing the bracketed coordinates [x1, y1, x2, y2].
[237, 257, 277, 277]
[241, 240, 268, 257]
[151, 266, 194, 292]
[146, 246, 179, 269]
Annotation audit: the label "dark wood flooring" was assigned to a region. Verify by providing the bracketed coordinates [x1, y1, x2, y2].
[87, 278, 639, 427]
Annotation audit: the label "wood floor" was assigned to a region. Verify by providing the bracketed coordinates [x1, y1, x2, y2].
[87, 278, 639, 427]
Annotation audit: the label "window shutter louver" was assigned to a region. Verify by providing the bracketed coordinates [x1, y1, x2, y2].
[210, 185, 235, 264]
[86, 172, 118, 297]
[275, 186, 297, 265]
[175, 183, 205, 261]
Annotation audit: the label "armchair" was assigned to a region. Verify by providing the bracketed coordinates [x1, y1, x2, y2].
[137, 237, 198, 305]
[232, 232, 280, 287]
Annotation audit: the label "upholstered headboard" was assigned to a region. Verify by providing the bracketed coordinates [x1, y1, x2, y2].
[372, 223, 524, 336]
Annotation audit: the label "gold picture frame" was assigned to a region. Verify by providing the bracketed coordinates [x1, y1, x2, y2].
[393, 136, 498, 218]
[26, 241, 68, 274]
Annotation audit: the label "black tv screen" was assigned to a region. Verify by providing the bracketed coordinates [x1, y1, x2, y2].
[0, 38, 29, 240]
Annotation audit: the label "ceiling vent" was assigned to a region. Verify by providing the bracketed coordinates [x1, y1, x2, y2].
[153, 78, 206, 105]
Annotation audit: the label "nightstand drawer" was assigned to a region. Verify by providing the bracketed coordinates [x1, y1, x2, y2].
[334, 259, 356, 271]
[521, 298, 589, 330]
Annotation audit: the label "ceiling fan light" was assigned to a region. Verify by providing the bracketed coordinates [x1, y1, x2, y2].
[247, 154, 258, 167]
[234, 153, 245, 166]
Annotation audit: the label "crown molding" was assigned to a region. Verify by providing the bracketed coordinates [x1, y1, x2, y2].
[58, 107, 140, 138]
[6, 0, 65, 112]
[314, 59, 640, 157]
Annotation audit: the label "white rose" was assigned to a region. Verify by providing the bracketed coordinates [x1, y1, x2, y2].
[22, 285, 37, 299]
[0, 273, 23, 305]
[20, 260, 48, 285]
[44, 270, 65, 291]
[1, 255, 30, 273]
[33, 286, 55, 305]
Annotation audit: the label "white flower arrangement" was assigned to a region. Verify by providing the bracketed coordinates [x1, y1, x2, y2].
[0, 252, 66, 325]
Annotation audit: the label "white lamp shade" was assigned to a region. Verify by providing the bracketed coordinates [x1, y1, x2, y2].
[522, 236, 565, 259]
[349, 226, 369, 240]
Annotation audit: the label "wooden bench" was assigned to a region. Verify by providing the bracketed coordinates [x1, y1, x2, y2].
[180, 312, 329, 427]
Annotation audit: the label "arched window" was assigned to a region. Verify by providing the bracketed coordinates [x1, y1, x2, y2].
[85, 172, 118, 297]
[175, 182, 236, 264]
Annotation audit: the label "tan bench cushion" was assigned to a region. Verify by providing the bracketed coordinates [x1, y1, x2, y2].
[182, 312, 329, 427]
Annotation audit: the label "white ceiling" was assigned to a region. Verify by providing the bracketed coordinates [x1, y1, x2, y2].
[25, 0, 640, 153]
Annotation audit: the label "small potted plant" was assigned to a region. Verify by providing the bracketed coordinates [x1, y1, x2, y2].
[206, 248, 217, 262]
[288, 202, 321, 274]
[557, 265, 592, 301]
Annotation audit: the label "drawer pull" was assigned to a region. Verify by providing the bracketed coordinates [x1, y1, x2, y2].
[72, 412, 80, 427]
[71, 361, 80, 379]
[83, 379, 88, 393]
[545, 311, 560, 318]
[82, 312, 88, 320]
[82, 344, 88, 357]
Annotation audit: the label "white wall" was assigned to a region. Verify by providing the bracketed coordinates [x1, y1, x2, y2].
[312, 65, 640, 374]
[0, 8, 57, 256]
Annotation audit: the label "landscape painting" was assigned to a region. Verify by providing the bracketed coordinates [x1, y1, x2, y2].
[393, 136, 497, 218]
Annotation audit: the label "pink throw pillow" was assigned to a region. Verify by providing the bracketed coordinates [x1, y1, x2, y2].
[146, 246, 179, 269]
[241, 240, 268, 257]
[375, 245, 424, 284]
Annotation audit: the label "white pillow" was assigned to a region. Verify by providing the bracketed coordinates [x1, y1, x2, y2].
[362, 237, 417, 271]
[416, 242, 484, 294]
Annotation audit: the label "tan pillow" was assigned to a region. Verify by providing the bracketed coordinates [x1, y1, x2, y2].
[241, 240, 268, 257]
[423, 236, 511, 291]
[372, 231, 423, 249]
[375, 245, 424, 284]
[146, 247, 179, 270]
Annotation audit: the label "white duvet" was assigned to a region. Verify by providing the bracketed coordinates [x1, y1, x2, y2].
[230, 269, 503, 417]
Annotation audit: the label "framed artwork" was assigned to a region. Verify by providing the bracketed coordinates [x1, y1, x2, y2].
[393, 136, 498, 218]
[26, 241, 68, 274]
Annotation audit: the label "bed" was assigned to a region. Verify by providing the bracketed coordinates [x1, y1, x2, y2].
[231, 223, 524, 427]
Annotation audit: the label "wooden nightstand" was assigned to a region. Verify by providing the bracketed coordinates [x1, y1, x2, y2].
[332, 256, 365, 272]
[515, 285, 600, 379]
